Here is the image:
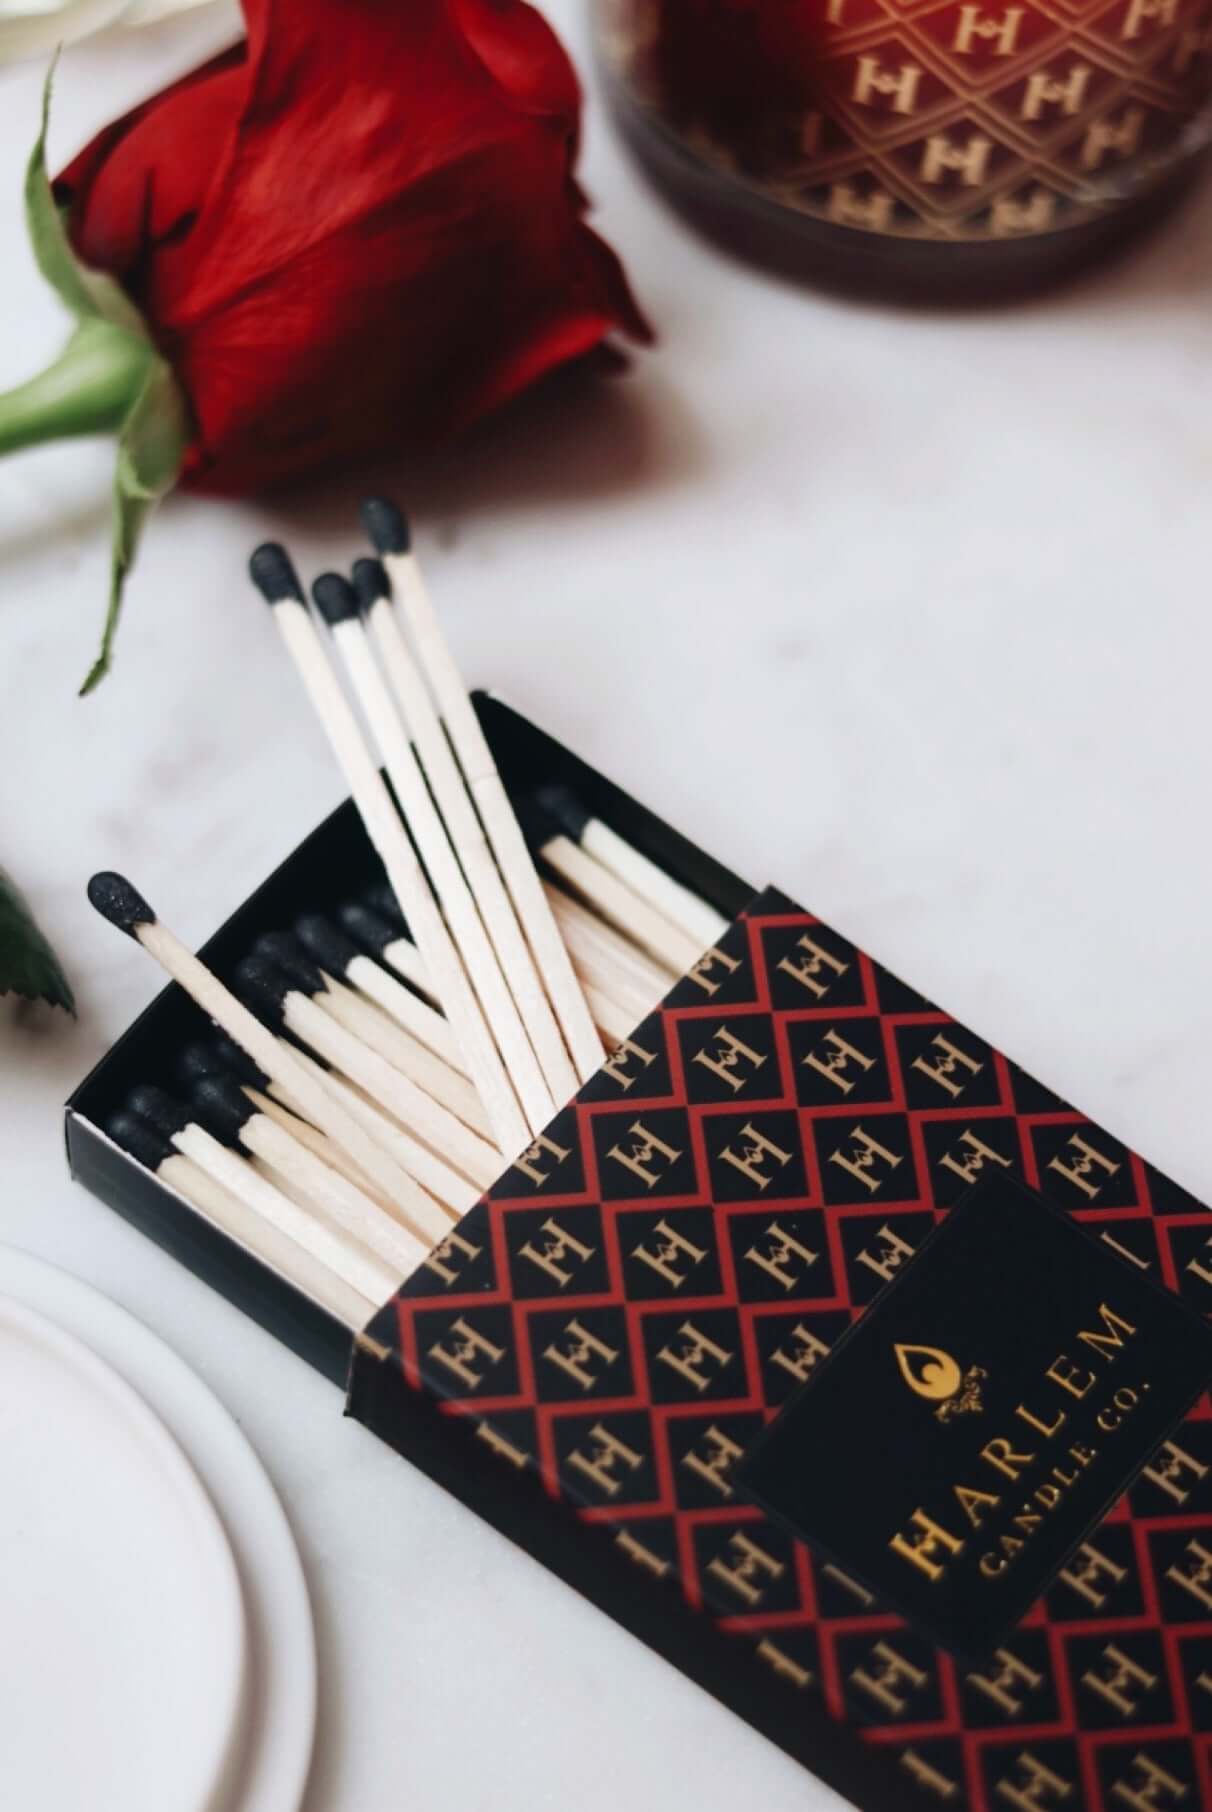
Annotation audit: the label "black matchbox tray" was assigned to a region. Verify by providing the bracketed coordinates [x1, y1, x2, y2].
[66, 694, 1212, 1812]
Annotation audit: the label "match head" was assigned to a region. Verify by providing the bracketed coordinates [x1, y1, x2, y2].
[108, 1111, 174, 1172]
[294, 914, 358, 976]
[249, 542, 304, 606]
[311, 571, 360, 626]
[337, 901, 396, 956]
[235, 955, 291, 1028]
[512, 791, 558, 854]
[351, 556, 391, 614]
[360, 496, 410, 556]
[534, 783, 592, 843]
[178, 1038, 267, 1091]
[252, 931, 325, 997]
[87, 871, 155, 937]
[362, 879, 407, 931]
[191, 1073, 255, 1143]
[127, 1084, 190, 1140]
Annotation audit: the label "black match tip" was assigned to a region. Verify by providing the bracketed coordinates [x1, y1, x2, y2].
[214, 1035, 268, 1087]
[351, 556, 390, 614]
[361, 496, 410, 556]
[362, 879, 407, 930]
[192, 1073, 255, 1143]
[108, 1111, 174, 1172]
[249, 541, 304, 605]
[512, 791, 557, 853]
[311, 571, 360, 627]
[535, 783, 592, 843]
[337, 901, 396, 956]
[253, 930, 325, 996]
[235, 955, 291, 1027]
[178, 1038, 267, 1092]
[295, 913, 359, 976]
[87, 871, 155, 937]
[128, 1084, 190, 1140]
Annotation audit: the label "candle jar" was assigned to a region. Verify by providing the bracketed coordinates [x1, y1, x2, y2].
[592, 0, 1212, 299]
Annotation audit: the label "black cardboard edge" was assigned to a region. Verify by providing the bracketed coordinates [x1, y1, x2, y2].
[64, 1113, 353, 1385]
[346, 1345, 906, 1812]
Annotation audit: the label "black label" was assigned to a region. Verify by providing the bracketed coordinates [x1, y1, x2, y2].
[739, 1176, 1212, 1659]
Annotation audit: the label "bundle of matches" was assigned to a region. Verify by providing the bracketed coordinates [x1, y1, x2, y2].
[88, 499, 730, 1324]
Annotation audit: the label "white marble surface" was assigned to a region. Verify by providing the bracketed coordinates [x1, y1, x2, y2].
[4, 5, 1212, 1809]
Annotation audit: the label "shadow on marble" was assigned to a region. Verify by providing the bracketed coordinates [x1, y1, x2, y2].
[265, 362, 703, 545]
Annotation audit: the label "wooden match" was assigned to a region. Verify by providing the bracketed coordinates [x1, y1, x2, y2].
[187, 1072, 429, 1280]
[524, 804, 703, 973]
[536, 783, 729, 950]
[353, 554, 580, 1107]
[124, 1085, 406, 1303]
[86, 870, 442, 1251]
[255, 928, 490, 1137]
[311, 570, 555, 1134]
[107, 1110, 374, 1332]
[361, 497, 604, 1083]
[298, 911, 460, 1070]
[235, 954, 499, 1198]
[249, 544, 528, 1161]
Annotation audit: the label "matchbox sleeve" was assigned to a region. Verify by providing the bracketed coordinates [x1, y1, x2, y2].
[349, 886, 1212, 1812]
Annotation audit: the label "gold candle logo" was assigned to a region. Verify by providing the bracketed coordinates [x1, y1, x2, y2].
[895, 1343, 987, 1422]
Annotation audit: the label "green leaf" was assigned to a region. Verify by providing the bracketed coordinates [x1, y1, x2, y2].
[0, 868, 74, 1015]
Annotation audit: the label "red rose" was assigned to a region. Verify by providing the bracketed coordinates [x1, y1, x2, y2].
[54, 0, 650, 496]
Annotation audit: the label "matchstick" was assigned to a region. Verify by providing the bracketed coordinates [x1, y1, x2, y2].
[107, 1111, 374, 1332]
[177, 1038, 395, 1210]
[246, 1089, 395, 1210]
[287, 1047, 480, 1218]
[188, 1072, 435, 1276]
[346, 891, 662, 1063]
[536, 783, 729, 950]
[236, 955, 499, 1194]
[335, 898, 449, 1029]
[293, 920, 481, 1116]
[361, 497, 603, 1083]
[302, 910, 459, 1067]
[313, 572, 556, 1135]
[182, 1030, 475, 1219]
[249, 544, 527, 1160]
[125, 1086, 406, 1303]
[255, 928, 490, 1137]
[525, 810, 703, 972]
[86, 871, 441, 1249]
[353, 555, 580, 1106]
[543, 881, 678, 998]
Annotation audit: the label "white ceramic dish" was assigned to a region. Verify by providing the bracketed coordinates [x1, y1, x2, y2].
[0, 1245, 316, 1812]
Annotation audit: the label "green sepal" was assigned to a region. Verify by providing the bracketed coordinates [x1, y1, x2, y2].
[5, 56, 190, 692]
[0, 867, 74, 1015]
[24, 50, 147, 339]
[81, 352, 190, 695]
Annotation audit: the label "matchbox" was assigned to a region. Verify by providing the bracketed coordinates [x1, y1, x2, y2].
[66, 694, 1212, 1812]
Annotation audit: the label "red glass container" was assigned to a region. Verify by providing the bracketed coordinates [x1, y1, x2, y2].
[593, 0, 1212, 298]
